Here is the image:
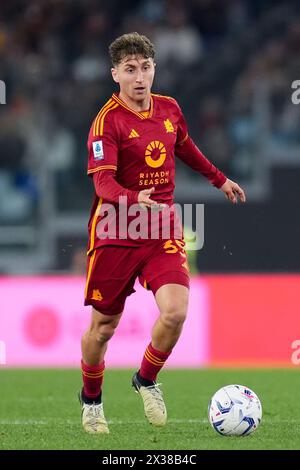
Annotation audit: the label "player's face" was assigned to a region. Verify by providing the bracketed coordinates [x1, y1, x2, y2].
[111, 55, 155, 107]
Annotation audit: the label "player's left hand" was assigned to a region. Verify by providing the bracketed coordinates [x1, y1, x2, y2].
[220, 178, 246, 204]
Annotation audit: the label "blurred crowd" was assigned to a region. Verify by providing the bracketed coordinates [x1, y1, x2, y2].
[0, 0, 300, 223]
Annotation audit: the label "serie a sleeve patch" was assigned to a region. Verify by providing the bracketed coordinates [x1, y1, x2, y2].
[92, 140, 104, 160]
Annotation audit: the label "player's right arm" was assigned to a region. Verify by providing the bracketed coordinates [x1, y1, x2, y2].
[87, 108, 159, 208]
[93, 171, 160, 209]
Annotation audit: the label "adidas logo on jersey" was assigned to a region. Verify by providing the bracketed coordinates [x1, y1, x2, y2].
[129, 129, 139, 138]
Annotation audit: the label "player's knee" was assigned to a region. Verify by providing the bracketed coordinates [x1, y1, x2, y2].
[88, 315, 120, 344]
[161, 302, 187, 329]
[95, 323, 116, 344]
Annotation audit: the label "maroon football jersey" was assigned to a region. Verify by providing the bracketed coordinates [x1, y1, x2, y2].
[86, 93, 225, 250]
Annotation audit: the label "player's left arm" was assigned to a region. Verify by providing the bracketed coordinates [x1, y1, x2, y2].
[175, 107, 246, 204]
[219, 178, 246, 204]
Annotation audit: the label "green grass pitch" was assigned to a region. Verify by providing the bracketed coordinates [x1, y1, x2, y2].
[0, 368, 299, 450]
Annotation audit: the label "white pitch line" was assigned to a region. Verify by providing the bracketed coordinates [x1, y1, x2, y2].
[1, 418, 299, 426]
[0, 418, 208, 425]
[0, 419, 49, 425]
[109, 419, 208, 425]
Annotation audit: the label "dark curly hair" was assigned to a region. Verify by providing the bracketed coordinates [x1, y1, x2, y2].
[109, 32, 155, 66]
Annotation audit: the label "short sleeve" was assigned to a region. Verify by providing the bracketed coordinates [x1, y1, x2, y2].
[87, 113, 118, 175]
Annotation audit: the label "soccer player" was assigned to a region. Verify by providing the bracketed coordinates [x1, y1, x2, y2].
[79, 32, 245, 434]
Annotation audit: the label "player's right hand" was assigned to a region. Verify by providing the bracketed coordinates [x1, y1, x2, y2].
[138, 187, 166, 210]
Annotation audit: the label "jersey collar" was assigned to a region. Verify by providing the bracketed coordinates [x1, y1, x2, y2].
[112, 93, 154, 119]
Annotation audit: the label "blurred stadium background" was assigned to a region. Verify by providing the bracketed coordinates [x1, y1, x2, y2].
[0, 0, 300, 369]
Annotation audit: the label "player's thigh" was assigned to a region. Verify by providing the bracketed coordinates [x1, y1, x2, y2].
[84, 246, 139, 315]
[155, 283, 189, 322]
[90, 307, 123, 330]
[140, 239, 190, 297]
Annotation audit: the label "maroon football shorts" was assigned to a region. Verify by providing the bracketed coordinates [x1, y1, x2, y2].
[84, 239, 190, 315]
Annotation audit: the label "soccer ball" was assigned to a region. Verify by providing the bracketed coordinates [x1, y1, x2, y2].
[208, 384, 262, 436]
